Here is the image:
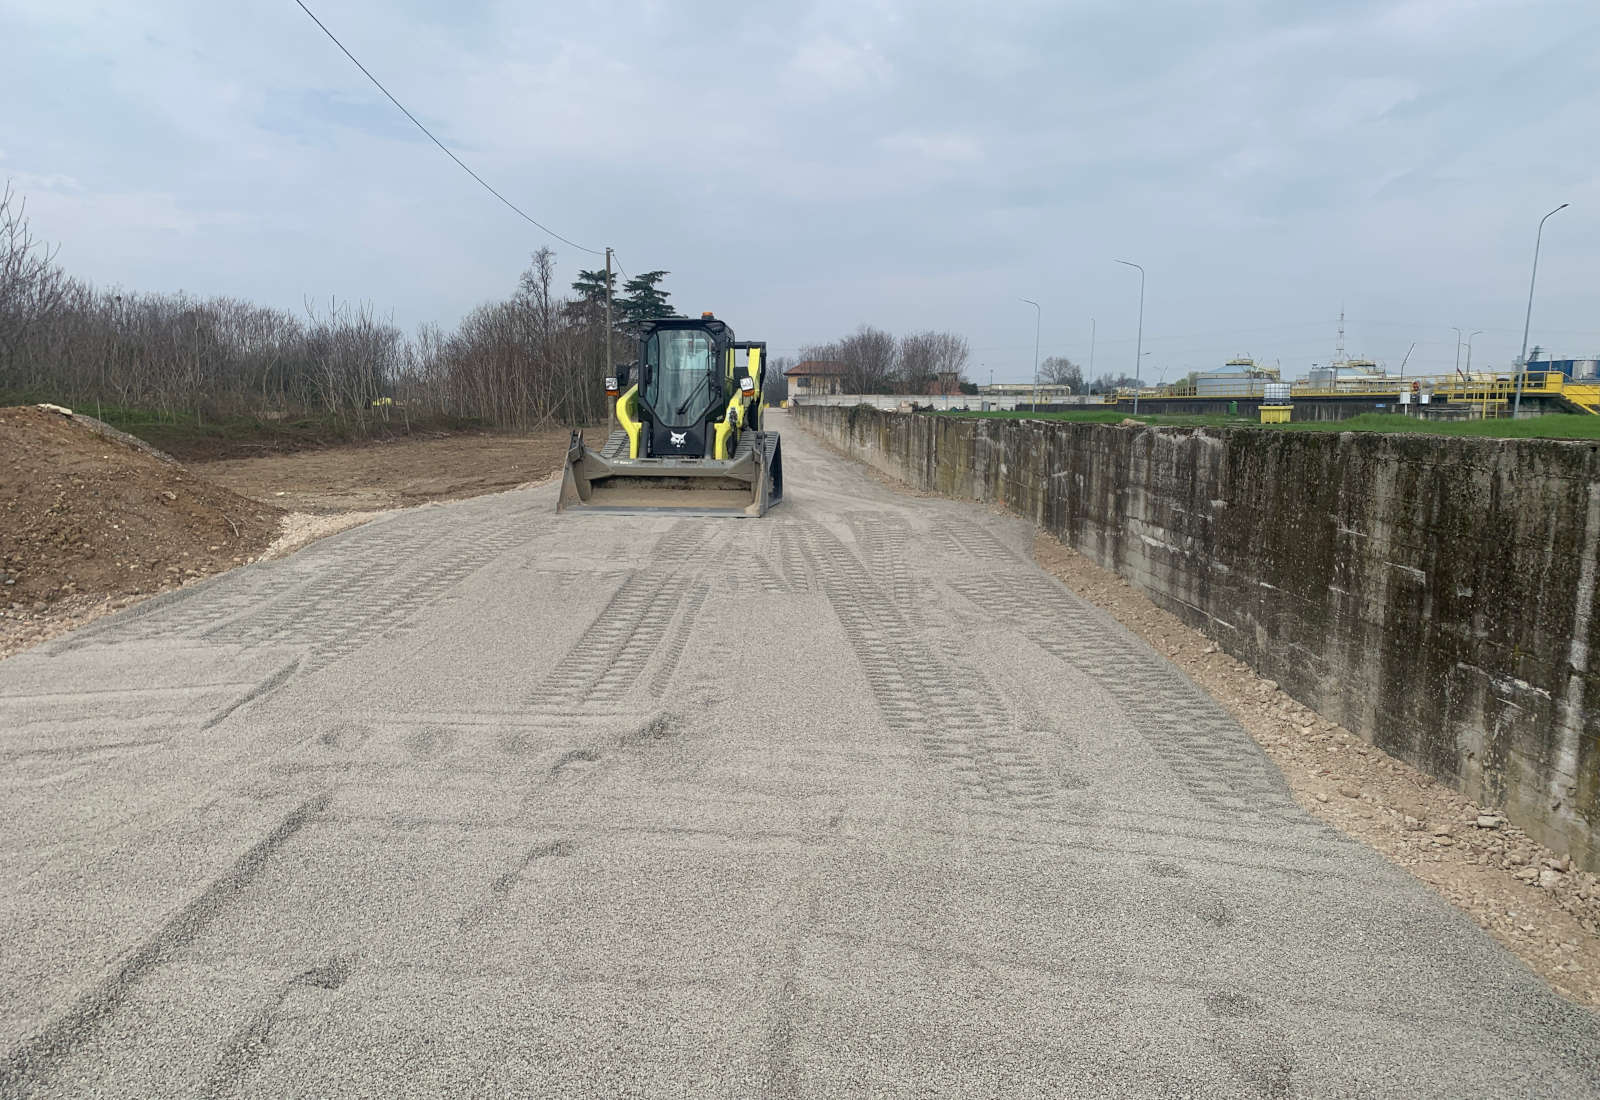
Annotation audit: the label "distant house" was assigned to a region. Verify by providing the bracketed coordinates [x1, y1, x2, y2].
[928, 370, 962, 396]
[785, 360, 848, 397]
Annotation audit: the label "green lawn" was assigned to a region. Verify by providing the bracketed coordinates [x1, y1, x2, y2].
[936, 408, 1600, 440]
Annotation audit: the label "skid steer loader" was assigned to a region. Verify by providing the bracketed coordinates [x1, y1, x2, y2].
[557, 313, 783, 516]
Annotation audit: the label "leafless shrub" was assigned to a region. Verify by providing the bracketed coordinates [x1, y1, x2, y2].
[0, 183, 617, 431]
[804, 327, 970, 395]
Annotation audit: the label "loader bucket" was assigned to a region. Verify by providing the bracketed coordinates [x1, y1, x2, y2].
[558, 430, 782, 517]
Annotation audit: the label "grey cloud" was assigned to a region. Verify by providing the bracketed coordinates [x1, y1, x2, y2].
[2, 0, 1597, 379]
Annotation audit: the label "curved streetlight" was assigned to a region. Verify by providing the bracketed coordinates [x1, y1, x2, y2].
[1089, 317, 1096, 388]
[1515, 203, 1570, 416]
[1452, 326, 1464, 375]
[1115, 260, 1145, 413]
[1020, 298, 1041, 412]
[1465, 330, 1484, 374]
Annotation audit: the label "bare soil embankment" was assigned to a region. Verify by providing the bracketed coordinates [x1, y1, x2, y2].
[1, 408, 569, 658]
[1, 406, 281, 655]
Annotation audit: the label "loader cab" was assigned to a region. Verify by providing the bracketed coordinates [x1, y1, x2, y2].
[638, 317, 734, 458]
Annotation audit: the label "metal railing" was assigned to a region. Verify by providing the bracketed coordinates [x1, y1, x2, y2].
[1109, 372, 1600, 414]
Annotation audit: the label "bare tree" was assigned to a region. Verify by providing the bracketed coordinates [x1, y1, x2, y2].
[0, 180, 639, 432]
[928, 331, 970, 381]
[836, 325, 899, 393]
[899, 331, 940, 392]
[1040, 356, 1083, 392]
[765, 355, 793, 403]
[0, 181, 68, 379]
[801, 329, 968, 395]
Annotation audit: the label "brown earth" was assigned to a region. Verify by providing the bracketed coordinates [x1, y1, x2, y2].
[0, 412, 570, 659]
[194, 430, 570, 513]
[1034, 532, 1600, 1008]
[1, 406, 281, 650]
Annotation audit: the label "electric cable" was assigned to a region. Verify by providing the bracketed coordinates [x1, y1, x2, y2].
[292, 0, 605, 256]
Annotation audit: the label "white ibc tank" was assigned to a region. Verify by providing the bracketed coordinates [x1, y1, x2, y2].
[1263, 382, 1292, 405]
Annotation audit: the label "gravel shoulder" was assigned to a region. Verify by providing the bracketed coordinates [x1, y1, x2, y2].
[1032, 534, 1600, 1008]
[806, 425, 1600, 1010]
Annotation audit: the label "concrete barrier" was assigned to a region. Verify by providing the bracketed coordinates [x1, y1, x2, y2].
[793, 403, 1600, 871]
[790, 393, 1104, 412]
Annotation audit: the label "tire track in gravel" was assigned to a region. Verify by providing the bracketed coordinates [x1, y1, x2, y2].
[790, 521, 1059, 813]
[946, 571, 1299, 821]
[526, 521, 714, 713]
[0, 791, 332, 1093]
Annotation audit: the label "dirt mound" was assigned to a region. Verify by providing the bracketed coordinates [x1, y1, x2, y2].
[0, 406, 282, 611]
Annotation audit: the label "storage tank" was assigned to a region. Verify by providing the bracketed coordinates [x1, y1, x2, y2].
[1197, 373, 1265, 396]
[1263, 382, 1292, 405]
[1196, 356, 1281, 397]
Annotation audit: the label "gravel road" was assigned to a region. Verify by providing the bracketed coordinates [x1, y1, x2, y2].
[2, 412, 1597, 1098]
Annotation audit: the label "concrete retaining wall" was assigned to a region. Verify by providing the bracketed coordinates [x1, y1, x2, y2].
[791, 394, 1103, 412]
[792, 403, 1600, 870]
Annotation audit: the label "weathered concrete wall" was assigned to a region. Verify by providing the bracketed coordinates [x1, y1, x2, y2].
[793, 404, 1600, 870]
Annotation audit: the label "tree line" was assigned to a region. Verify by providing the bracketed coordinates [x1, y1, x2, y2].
[0, 182, 676, 432]
[1036, 356, 1143, 394]
[800, 325, 973, 394]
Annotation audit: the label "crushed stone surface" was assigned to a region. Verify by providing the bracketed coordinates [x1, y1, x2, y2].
[1034, 534, 1600, 1008]
[1, 411, 1597, 1096]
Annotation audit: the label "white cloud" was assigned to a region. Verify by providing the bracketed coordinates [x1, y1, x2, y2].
[880, 132, 982, 164]
[783, 35, 891, 97]
[1, 0, 1597, 378]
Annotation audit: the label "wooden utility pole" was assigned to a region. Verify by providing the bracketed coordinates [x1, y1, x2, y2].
[605, 247, 615, 431]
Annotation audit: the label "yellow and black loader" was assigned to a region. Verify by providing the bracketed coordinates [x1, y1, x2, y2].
[558, 313, 783, 516]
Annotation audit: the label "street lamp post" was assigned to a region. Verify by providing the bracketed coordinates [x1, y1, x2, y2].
[1465, 330, 1484, 373]
[1020, 298, 1041, 413]
[1133, 351, 1152, 416]
[1452, 327, 1463, 375]
[1516, 203, 1570, 417]
[1115, 260, 1145, 414]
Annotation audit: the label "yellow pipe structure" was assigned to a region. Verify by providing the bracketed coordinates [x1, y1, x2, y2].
[615, 384, 643, 457]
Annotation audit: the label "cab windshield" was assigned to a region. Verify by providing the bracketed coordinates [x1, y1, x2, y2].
[644, 329, 717, 424]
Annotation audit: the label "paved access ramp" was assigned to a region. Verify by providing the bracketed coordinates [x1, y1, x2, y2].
[2, 412, 1597, 1097]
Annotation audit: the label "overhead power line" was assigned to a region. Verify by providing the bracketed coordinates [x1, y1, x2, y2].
[292, 0, 604, 257]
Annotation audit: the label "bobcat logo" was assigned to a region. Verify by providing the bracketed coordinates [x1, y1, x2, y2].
[669, 431, 687, 447]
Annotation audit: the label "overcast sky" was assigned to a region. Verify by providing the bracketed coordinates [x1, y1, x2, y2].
[3, 0, 1597, 382]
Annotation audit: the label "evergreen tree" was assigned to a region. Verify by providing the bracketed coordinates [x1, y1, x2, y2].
[618, 270, 674, 330]
[566, 268, 616, 327]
